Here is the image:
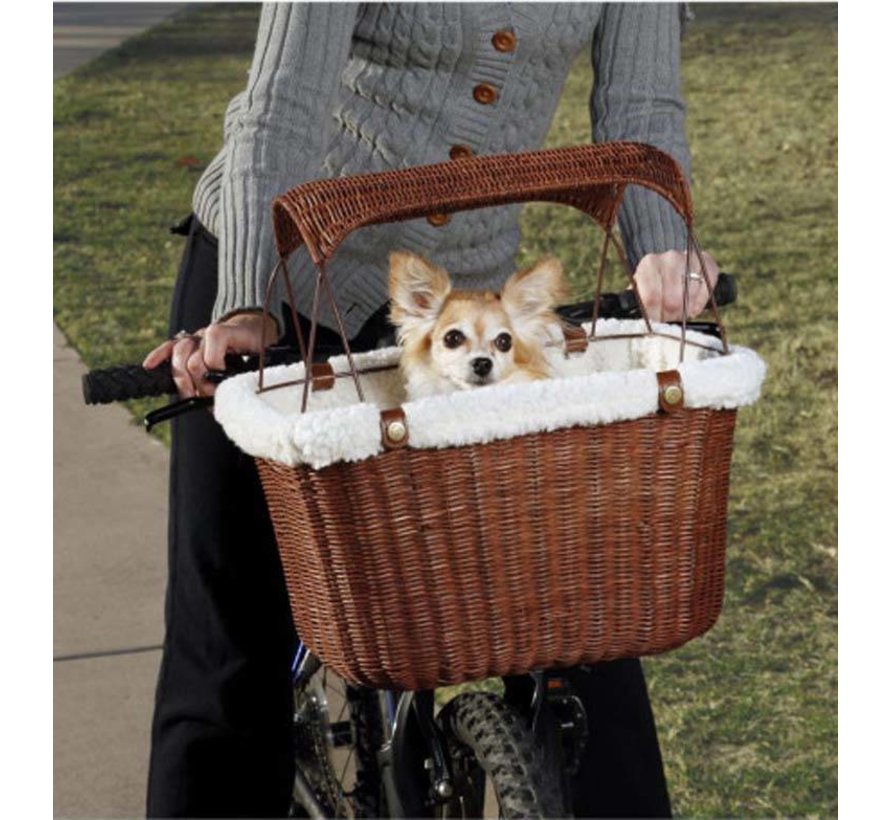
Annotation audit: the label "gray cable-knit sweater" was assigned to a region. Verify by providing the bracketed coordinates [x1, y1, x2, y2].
[193, 2, 692, 338]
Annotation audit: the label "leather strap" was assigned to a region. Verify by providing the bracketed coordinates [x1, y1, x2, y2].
[656, 370, 685, 413]
[310, 362, 335, 392]
[562, 324, 589, 355]
[380, 407, 409, 450]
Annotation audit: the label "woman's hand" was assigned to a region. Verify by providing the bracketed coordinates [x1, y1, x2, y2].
[142, 312, 279, 399]
[632, 249, 720, 322]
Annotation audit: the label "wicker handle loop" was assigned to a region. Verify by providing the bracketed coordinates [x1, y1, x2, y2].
[259, 142, 728, 412]
[270, 142, 693, 264]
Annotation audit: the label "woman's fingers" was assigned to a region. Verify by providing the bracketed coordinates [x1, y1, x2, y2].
[201, 322, 261, 371]
[633, 257, 666, 323]
[171, 336, 202, 398]
[200, 324, 230, 372]
[692, 251, 720, 316]
[634, 250, 721, 322]
[141, 314, 276, 400]
[142, 339, 175, 369]
[670, 251, 718, 318]
[143, 333, 211, 398]
[185, 343, 210, 396]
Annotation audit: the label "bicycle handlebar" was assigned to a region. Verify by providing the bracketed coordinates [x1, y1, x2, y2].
[81, 348, 301, 405]
[82, 273, 736, 406]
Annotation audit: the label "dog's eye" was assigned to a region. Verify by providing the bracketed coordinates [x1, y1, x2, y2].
[443, 329, 465, 349]
[494, 333, 512, 353]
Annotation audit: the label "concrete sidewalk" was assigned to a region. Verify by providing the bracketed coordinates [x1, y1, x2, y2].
[54, 5, 188, 817]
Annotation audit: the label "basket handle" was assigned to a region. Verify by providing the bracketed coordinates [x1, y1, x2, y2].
[261, 142, 725, 412]
[271, 141, 693, 264]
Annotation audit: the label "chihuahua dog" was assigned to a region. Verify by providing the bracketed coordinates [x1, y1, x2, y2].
[388, 250, 567, 400]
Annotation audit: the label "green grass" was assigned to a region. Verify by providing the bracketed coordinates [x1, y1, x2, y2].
[54, 3, 837, 815]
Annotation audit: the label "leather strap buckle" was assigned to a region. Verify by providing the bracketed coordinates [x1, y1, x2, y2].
[380, 407, 409, 450]
[656, 370, 685, 413]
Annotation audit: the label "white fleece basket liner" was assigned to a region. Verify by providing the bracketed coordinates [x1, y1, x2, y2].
[214, 319, 766, 470]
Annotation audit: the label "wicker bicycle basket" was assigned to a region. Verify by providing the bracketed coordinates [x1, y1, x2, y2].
[213, 142, 766, 691]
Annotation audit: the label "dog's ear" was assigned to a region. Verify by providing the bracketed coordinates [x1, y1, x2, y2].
[501, 256, 566, 333]
[388, 251, 452, 332]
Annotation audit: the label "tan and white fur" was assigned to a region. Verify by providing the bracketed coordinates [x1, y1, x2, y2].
[388, 250, 567, 400]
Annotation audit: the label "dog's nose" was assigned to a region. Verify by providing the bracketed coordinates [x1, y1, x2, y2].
[472, 357, 493, 377]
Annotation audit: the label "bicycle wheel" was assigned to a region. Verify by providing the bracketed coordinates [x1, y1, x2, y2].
[436, 692, 568, 819]
[291, 667, 386, 818]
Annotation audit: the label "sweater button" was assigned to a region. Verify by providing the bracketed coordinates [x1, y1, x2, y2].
[473, 83, 498, 105]
[449, 144, 474, 160]
[491, 30, 517, 53]
[427, 213, 451, 227]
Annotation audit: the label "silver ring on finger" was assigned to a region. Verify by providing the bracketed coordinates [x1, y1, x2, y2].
[173, 329, 200, 343]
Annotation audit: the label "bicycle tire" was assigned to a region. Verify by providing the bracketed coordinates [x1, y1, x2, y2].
[291, 670, 386, 818]
[436, 692, 568, 819]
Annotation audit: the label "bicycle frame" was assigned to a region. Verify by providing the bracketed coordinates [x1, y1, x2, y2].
[291, 642, 444, 817]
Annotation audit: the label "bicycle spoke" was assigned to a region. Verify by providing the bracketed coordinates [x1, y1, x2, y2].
[334, 753, 354, 819]
[338, 746, 355, 790]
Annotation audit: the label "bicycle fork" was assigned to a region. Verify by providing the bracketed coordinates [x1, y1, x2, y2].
[380, 690, 454, 817]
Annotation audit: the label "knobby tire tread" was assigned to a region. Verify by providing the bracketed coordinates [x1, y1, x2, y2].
[438, 692, 567, 819]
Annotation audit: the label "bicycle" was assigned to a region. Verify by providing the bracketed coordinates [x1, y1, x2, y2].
[84, 276, 736, 818]
[289, 648, 579, 818]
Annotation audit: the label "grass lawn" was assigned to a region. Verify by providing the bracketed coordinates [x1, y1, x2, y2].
[54, 3, 837, 816]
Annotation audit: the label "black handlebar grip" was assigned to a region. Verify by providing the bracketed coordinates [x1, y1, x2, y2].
[82, 351, 264, 405]
[715, 271, 737, 305]
[82, 363, 176, 405]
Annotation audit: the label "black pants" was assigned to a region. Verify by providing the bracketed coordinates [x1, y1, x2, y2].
[146, 216, 671, 818]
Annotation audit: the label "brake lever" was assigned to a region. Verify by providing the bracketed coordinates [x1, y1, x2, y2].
[144, 396, 214, 432]
[141, 345, 305, 430]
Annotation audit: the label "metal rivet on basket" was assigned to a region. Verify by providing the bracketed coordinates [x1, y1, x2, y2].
[387, 419, 407, 443]
[663, 384, 683, 406]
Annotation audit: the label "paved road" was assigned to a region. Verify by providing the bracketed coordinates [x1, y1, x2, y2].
[53, 2, 188, 78]
[54, 5, 188, 816]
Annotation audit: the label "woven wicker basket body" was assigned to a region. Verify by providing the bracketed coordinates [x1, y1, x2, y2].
[256, 407, 736, 691]
[247, 142, 748, 691]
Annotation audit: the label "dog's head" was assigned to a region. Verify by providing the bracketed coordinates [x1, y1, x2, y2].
[389, 251, 565, 392]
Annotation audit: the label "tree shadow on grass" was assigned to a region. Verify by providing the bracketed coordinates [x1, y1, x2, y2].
[691, 2, 837, 28]
[76, 2, 261, 76]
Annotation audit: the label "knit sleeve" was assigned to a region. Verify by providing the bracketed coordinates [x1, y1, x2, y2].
[213, 2, 360, 331]
[590, 2, 692, 270]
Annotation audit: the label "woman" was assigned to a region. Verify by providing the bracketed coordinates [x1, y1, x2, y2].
[145, 4, 718, 816]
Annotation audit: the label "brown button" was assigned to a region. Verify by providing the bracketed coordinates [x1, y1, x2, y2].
[427, 213, 451, 227]
[449, 144, 474, 160]
[492, 30, 517, 53]
[473, 83, 498, 105]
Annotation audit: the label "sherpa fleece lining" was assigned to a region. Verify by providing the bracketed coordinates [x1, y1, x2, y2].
[213, 319, 766, 470]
